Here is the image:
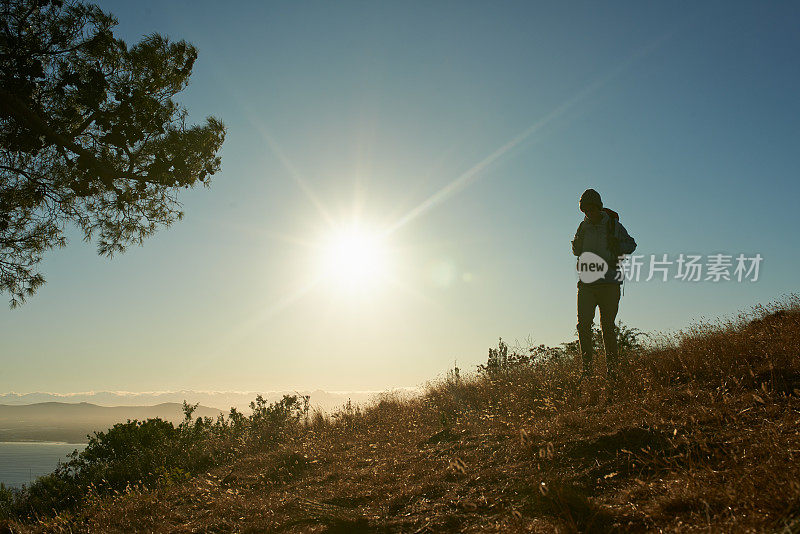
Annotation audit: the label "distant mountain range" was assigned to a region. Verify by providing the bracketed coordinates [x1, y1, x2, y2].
[0, 389, 417, 412]
[0, 388, 421, 443]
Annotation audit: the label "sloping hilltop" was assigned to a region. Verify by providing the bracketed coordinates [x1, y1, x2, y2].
[5, 299, 800, 533]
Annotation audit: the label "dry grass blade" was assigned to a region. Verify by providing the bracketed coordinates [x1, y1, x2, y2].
[291, 496, 370, 530]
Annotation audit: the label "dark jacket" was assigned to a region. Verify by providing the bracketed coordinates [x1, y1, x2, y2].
[572, 212, 636, 285]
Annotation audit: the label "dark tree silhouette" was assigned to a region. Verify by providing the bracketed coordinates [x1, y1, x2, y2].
[0, 0, 226, 306]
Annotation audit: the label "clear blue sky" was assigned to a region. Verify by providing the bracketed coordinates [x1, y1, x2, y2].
[2, 1, 798, 394]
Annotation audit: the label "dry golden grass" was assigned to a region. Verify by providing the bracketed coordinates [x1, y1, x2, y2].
[7, 295, 800, 533]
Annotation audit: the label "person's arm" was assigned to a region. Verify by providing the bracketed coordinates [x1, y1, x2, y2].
[571, 222, 584, 256]
[616, 222, 636, 255]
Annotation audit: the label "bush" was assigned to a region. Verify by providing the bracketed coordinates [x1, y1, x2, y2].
[478, 337, 531, 377]
[6, 394, 309, 520]
[0, 483, 16, 520]
[247, 394, 309, 450]
[480, 321, 647, 376]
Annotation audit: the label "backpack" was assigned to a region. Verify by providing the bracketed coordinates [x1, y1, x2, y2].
[603, 208, 620, 267]
[603, 208, 625, 294]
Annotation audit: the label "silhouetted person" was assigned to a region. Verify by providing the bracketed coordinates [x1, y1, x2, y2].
[571, 189, 636, 380]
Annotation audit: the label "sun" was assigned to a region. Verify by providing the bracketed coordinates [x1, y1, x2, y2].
[318, 224, 390, 294]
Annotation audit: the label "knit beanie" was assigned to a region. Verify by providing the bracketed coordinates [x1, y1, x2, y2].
[579, 189, 602, 211]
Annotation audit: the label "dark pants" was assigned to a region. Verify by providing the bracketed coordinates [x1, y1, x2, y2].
[577, 283, 620, 374]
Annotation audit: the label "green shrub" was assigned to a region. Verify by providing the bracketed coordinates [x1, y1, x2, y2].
[0, 483, 16, 520]
[7, 394, 309, 521]
[480, 321, 647, 375]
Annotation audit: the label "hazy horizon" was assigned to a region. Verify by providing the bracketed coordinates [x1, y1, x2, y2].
[0, 388, 419, 412]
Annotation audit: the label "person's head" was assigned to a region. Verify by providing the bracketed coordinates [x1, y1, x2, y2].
[579, 189, 603, 221]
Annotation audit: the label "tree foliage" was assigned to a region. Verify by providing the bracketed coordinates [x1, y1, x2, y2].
[0, 0, 226, 306]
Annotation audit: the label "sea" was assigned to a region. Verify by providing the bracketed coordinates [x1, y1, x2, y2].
[0, 442, 87, 489]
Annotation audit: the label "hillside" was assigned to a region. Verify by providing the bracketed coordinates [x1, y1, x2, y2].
[4, 297, 800, 533]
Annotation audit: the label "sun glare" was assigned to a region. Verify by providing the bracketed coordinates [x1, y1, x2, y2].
[319, 224, 390, 294]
